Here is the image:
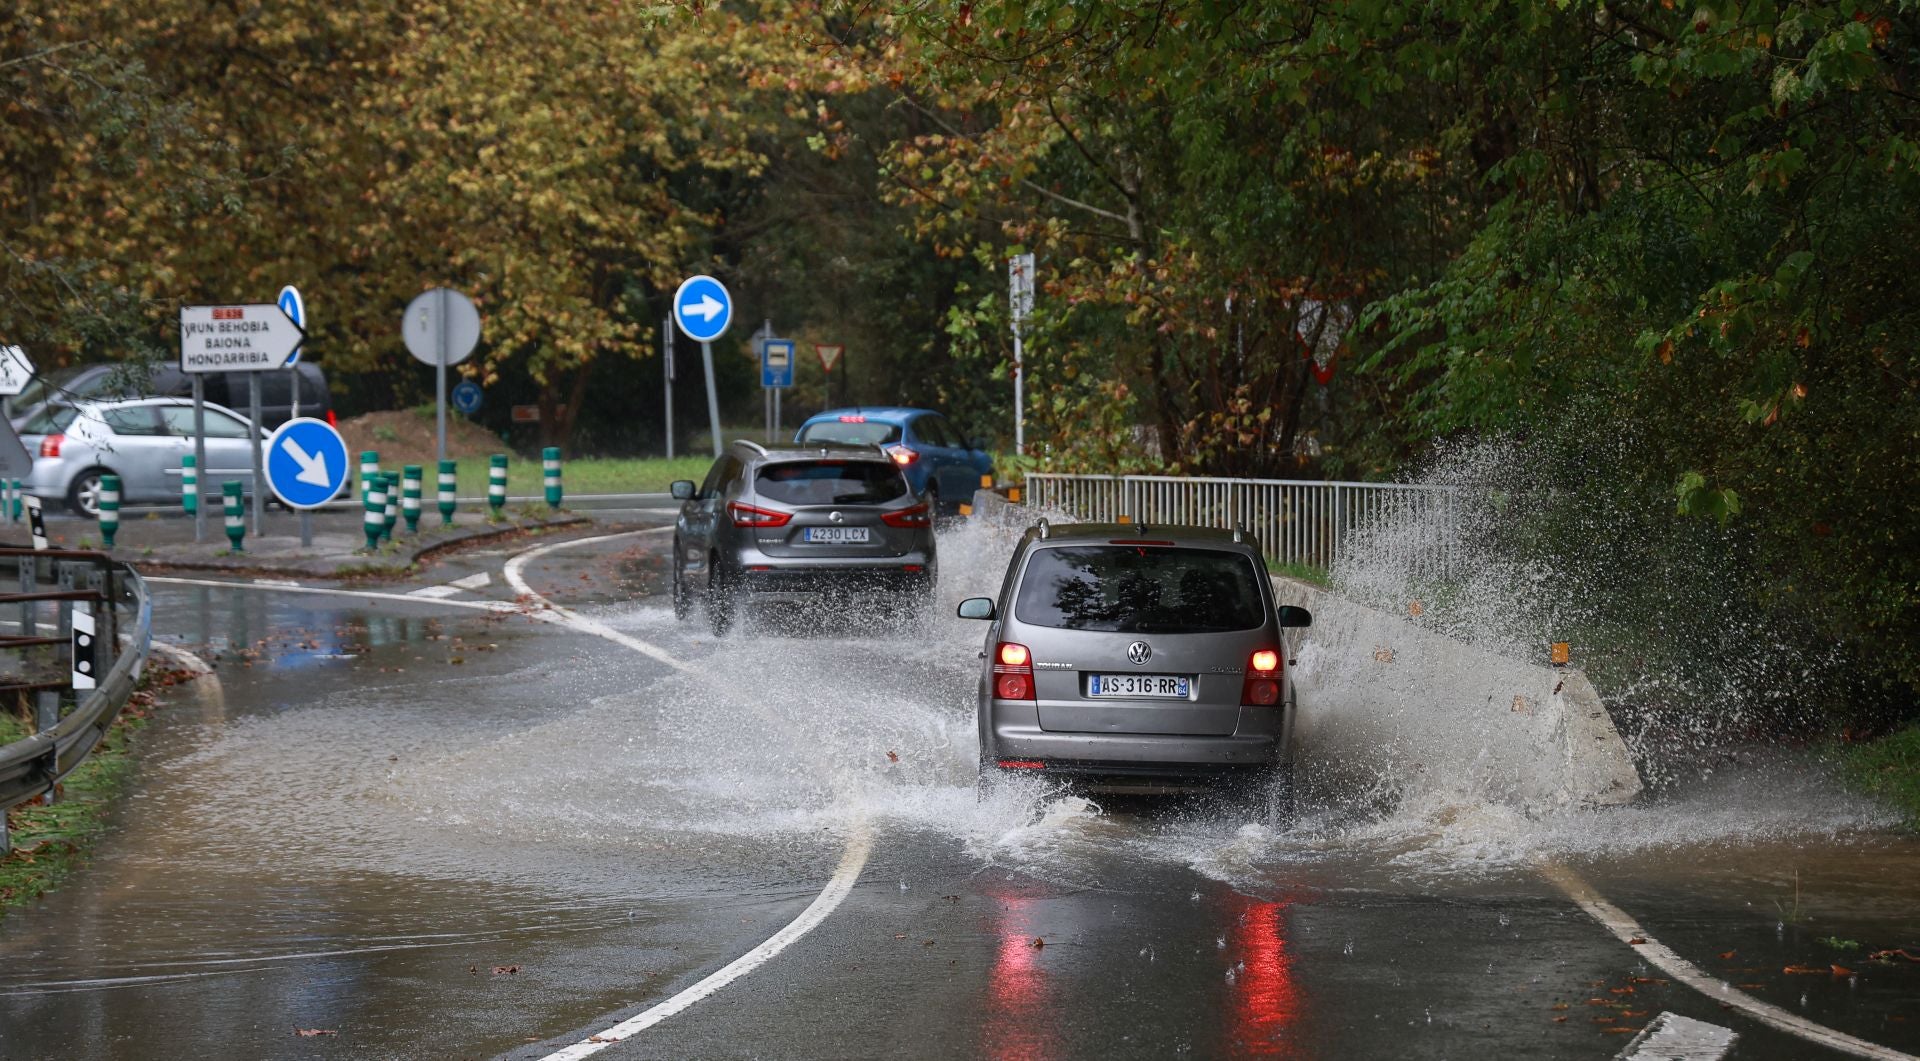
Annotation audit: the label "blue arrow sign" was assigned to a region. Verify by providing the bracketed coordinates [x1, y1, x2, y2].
[672, 275, 732, 344]
[277, 285, 306, 366]
[451, 378, 483, 415]
[761, 338, 795, 389]
[263, 416, 349, 509]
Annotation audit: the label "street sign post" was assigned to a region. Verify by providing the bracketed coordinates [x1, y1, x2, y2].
[264, 416, 349, 547]
[662, 314, 675, 460]
[815, 344, 844, 405]
[404, 287, 482, 466]
[180, 303, 306, 537]
[277, 285, 307, 419]
[761, 336, 793, 442]
[672, 275, 731, 457]
[451, 378, 483, 415]
[1009, 253, 1035, 455]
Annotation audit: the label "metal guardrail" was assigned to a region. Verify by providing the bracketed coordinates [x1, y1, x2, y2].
[1023, 473, 1459, 576]
[0, 549, 151, 854]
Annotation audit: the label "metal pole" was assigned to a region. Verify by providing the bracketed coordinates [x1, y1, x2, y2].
[663, 314, 675, 460]
[247, 372, 263, 536]
[191, 376, 207, 543]
[701, 340, 721, 458]
[774, 388, 781, 440]
[436, 287, 449, 465]
[291, 366, 301, 420]
[1013, 322, 1025, 455]
[299, 510, 312, 548]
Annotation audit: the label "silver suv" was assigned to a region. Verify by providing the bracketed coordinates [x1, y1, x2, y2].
[670, 440, 937, 636]
[959, 520, 1311, 809]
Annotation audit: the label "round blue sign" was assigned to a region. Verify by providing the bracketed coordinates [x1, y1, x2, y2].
[264, 417, 349, 509]
[451, 378, 483, 415]
[672, 274, 733, 343]
[277, 285, 306, 366]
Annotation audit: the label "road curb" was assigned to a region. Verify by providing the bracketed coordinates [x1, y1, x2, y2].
[129, 515, 594, 581]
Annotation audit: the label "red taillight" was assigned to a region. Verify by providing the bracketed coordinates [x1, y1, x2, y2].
[881, 502, 930, 528]
[996, 759, 1045, 770]
[838, 414, 866, 423]
[39, 434, 62, 458]
[1242, 647, 1283, 706]
[326, 409, 338, 427]
[885, 444, 918, 466]
[727, 501, 791, 528]
[993, 641, 1035, 701]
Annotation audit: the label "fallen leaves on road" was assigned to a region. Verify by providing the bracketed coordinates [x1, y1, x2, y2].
[1719, 949, 1737, 960]
[1832, 964, 1855, 976]
[491, 964, 520, 976]
[886, 750, 899, 763]
[1871, 948, 1920, 962]
[294, 1029, 338, 1038]
[587, 1035, 623, 1043]
[1627, 937, 1646, 945]
[1783, 964, 1828, 975]
[1029, 937, 1045, 949]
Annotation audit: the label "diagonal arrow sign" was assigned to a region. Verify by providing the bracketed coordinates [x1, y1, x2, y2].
[284, 438, 331, 487]
[681, 293, 724, 322]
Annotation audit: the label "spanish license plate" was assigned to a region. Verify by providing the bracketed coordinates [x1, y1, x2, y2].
[803, 526, 870, 544]
[1087, 673, 1191, 699]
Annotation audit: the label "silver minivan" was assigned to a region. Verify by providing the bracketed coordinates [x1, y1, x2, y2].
[959, 520, 1311, 808]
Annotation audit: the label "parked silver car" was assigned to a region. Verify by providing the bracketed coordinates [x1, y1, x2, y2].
[670, 440, 938, 636]
[959, 520, 1311, 810]
[19, 398, 261, 515]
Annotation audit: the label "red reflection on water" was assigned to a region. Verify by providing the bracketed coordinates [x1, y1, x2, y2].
[981, 896, 1057, 1061]
[1228, 898, 1301, 1057]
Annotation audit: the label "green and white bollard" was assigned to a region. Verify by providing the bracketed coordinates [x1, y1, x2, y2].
[363, 474, 387, 550]
[222, 481, 245, 553]
[381, 472, 399, 542]
[1, 479, 13, 523]
[98, 474, 121, 549]
[542, 447, 563, 510]
[437, 460, 457, 527]
[402, 465, 423, 533]
[360, 451, 381, 501]
[8, 480, 20, 522]
[488, 454, 507, 516]
[180, 454, 198, 515]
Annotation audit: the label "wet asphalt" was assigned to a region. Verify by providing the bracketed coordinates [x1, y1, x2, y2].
[0, 523, 1915, 1060]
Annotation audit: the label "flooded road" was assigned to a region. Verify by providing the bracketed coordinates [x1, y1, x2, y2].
[1, 524, 1915, 1059]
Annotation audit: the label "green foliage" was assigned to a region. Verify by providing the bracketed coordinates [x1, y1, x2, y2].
[1839, 725, 1920, 828]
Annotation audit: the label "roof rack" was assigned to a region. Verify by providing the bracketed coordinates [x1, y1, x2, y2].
[735, 439, 768, 455]
[1232, 521, 1247, 543]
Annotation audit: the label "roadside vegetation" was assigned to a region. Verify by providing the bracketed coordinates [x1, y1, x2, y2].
[1839, 726, 1920, 829]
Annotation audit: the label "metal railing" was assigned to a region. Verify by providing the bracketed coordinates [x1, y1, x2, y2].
[0, 549, 152, 854]
[1023, 473, 1459, 575]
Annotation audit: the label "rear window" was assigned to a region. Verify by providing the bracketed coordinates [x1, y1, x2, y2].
[754, 460, 907, 505]
[1014, 545, 1267, 633]
[798, 418, 902, 446]
[20, 406, 79, 435]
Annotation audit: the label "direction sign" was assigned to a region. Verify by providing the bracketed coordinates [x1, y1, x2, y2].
[761, 338, 794, 389]
[672, 275, 732, 343]
[277, 285, 306, 366]
[814, 344, 843, 374]
[0, 346, 34, 396]
[404, 288, 481, 366]
[263, 417, 349, 509]
[179, 304, 306, 373]
[451, 378, 483, 415]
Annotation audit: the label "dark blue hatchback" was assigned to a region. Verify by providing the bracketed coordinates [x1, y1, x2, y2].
[794, 407, 994, 514]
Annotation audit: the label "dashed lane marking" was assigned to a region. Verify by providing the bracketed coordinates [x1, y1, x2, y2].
[1541, 863, 1916, 1061]
[1615, 1012, 1736, 1061]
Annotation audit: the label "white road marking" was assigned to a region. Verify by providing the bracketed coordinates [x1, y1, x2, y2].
[405, 584, 465, 599]
[250, 578, 302, 588]
[1616, 1012, 1737, 1060]
[1541, 863, 1917, 1061]
[449, 571, 491, 591]
[149, 575, 518, 615]
[501, 530, 876, 1059]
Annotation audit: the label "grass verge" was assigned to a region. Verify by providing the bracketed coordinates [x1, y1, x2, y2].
[0, 667, 195, 919]
[1838, 724, 1920, 828]
[1267, 559, 1331, 586]
[453, 455, 714, 498]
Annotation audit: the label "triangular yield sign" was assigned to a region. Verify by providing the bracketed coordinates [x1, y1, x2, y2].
[815, 344, 844, 373]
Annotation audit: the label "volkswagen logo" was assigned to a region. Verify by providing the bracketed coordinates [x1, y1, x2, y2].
[828, 510, 844, 523]
[1126, 640, 1152, 665]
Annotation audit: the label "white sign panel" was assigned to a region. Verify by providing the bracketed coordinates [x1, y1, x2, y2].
[179, 304, 305, 373]
[1009, 253, 1035, 324]
[0, 346, 33, 396]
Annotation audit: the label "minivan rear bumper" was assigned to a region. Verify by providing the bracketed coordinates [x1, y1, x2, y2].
[985, 708, 1283, 769]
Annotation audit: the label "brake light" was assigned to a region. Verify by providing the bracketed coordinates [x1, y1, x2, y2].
[727, 501, 792, 528]
[326, 409, 338, 427]
[1242, 647, 1283, 707]
[39, 434, 62, 458]
[838, 414, 866, 423]
[881, 502, 930, 528]
[885, 444, 918, 466]
[993, 641, 1035, 700]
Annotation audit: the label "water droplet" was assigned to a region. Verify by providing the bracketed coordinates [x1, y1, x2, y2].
[1190, 891, 1201, 902]
[1225, 967, 1237, 985]
[1216, 935, 1226, 949]
[1343, 939, 1355, 956]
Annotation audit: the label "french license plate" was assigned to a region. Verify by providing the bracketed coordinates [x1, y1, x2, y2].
[1087, 673, 1191, 699]
[803, 526, 870, 544]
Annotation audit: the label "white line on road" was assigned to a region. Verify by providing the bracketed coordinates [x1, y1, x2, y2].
[501, 530, 876, 1059]
[449, 571, 491, 591]
[148, 575, 519, 614]
[1616, 1012, 1736, 1061]
[1541, 863, 1917, 1061]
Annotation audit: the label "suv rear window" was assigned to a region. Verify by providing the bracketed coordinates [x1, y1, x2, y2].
[798, 419, 902, 446]
[754, 460, 907, 505]
[1014, 545, 1266, 633]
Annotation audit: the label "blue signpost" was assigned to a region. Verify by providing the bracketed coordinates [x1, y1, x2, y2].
[277, 284, 310, 425]
[451, 378, 483, 415]
[673, 274, 732, 457]
[264, 416, 349, 547]
[761, 337, 794, 389]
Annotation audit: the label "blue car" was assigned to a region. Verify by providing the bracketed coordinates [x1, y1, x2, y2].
[794, 407, 994, 514]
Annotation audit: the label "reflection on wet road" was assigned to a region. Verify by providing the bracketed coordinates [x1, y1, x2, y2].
[0, 524, 1915, 1059]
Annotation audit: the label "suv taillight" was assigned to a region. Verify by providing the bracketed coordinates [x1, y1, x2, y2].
[881, 502, 930, 528]
[39, 434, 62, 458]
[993, 641, 1035, 701]
[727, 501, 791, 528]
[1241, 648, 1283, 707]
[885, 444, 918, 466]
